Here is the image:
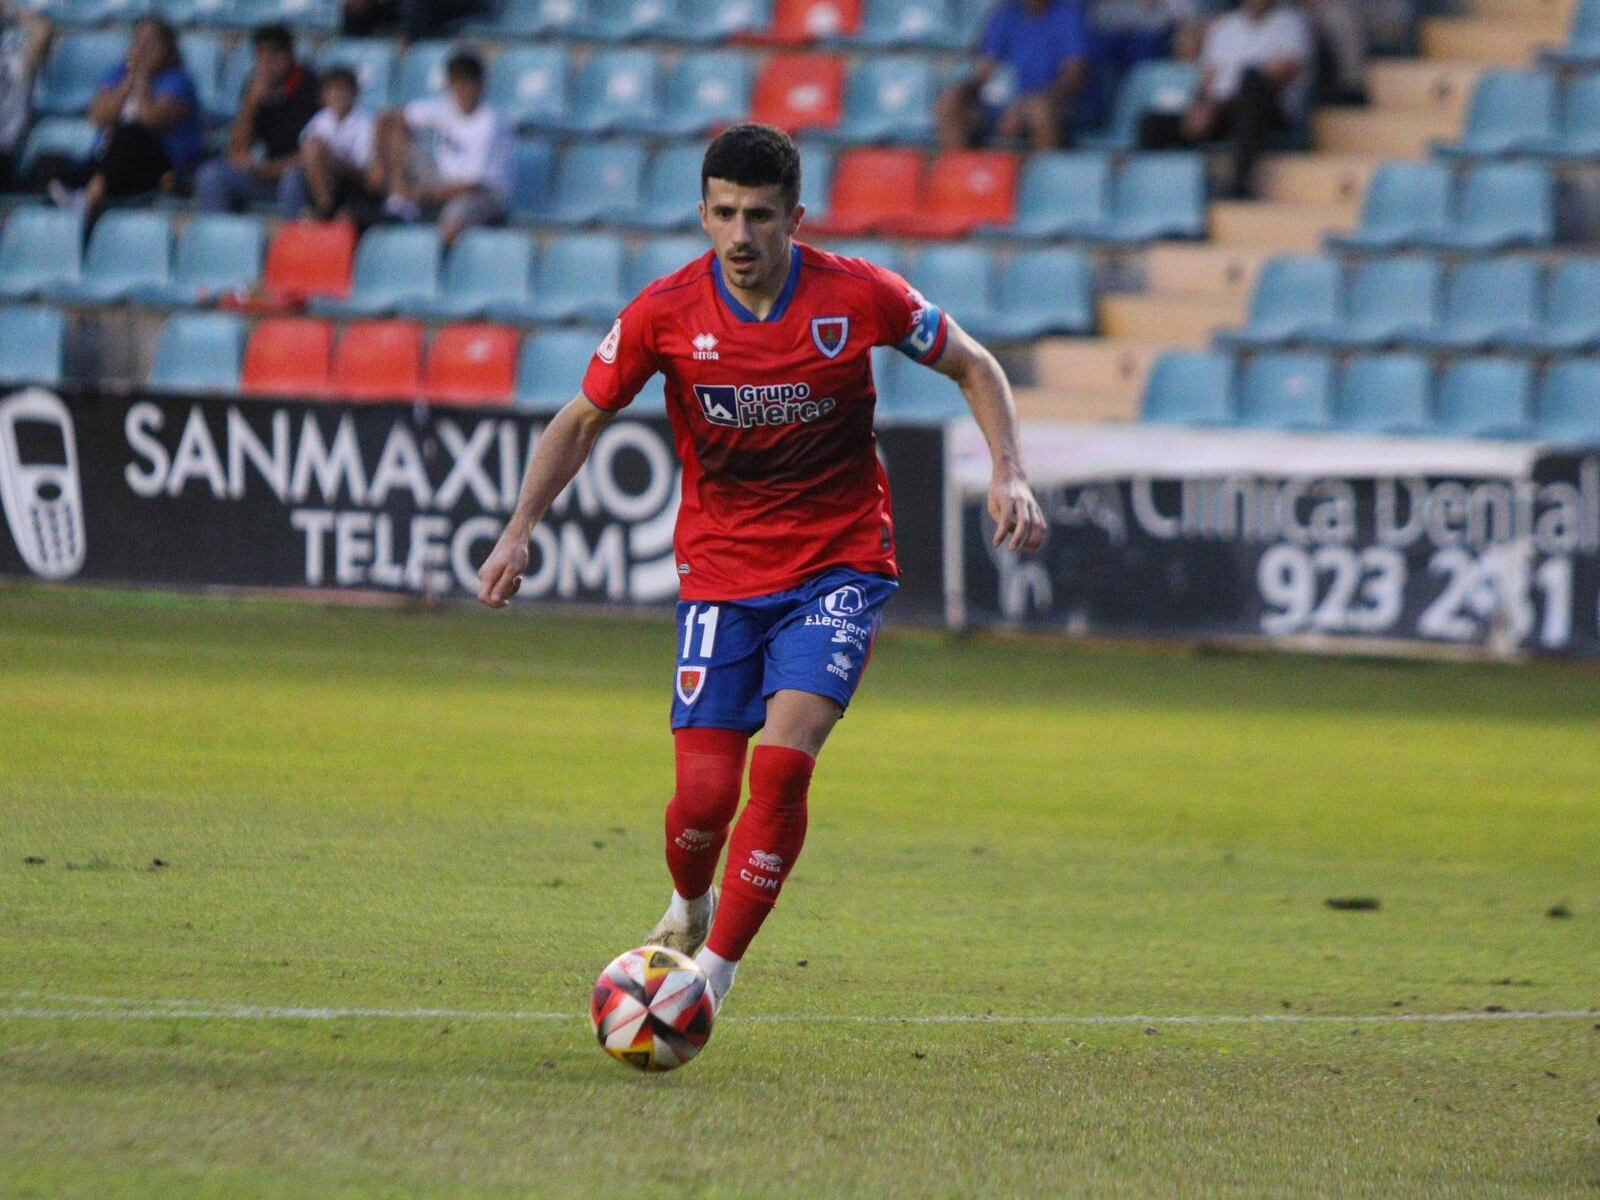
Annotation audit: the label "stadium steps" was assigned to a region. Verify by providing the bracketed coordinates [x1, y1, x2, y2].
[1209, 200, 1357, 252]
[1472, 0, 1572, 16]
[1142, 244, 1271, 301]
[1314, 107, 1464, 157]
[1010, 383, 1139, 423]
[1419, 16, 1567, 64]
[1098, 293, 1247, 345]
[1257, 154, 1385, 207]
[1033, 336, 1166, 403]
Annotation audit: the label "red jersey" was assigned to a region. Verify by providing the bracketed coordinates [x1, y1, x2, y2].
[581, 241, 949, 602]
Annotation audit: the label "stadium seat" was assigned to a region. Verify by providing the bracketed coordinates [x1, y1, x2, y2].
[626, 144, 706, 231]
[746, 0, 862, 43]
[1213, 255, 1343, 351]
[210, 0, 339, 30]
[1301, 256, 1442, 350]
[833, 57, 937, 144]
[542, 141, 648, 226]
[633, 52, 754, 136]
[488, 45, 570, 131]
[677, 0, 774, 40]
[1082, 153, 1207, 244]
[394, 39, 453, 107]
[16, 116, 98, 181]
[310, 226, 442, 318]
[909, 245, 993, 332]
[815, 237, 902, 275]
[34, 31, 126, 116]
[148, 311, 246, 394]
[1534, 359, 1600, 442]
[0, 305, 65, 386]
[870, 345, 967, 421]
[1434, 71, 1559, 159]
[1404, 258, 1541, 352]
[884, 150, 1017, 239]
[805, 147, 924, 236]
[471, 0, 587, 37]
[316, 39, 395, 112]
[399, 228, 534, 321]
[580, 0, 679, 40]
[241, 317, 334, 397]
[627, 235, 707, 296]
[210, 37, 256, 123]
[1081, 60, 1199, 151]
[423, 323, 519, 406]
[42, 210, 171, 304]
[750, 53, 845, 133]
[1500, 258, 1600, 353]
[796, 138, 836, 222]
[1139, 350, 1235, 425]
[177, 31, 224, 123]
[157, 0, 235, 26]
[857, 0, 956, 47]
[965, 248, 1094, 341]
[508, 139, 557, 222]
[985, 152, 1110, 240]
[43, 0, 147, 28]
[132, 212, 263, 306]
[562, 50, 661, 135]
[1326, 162, 1453, 253]
[515, 328, 604, 412]
[332, 320, 424, 403]
[0, 207, 82, 300]
[262, 220, 356, 304]
[1415, 164, 1555, 254]
[1432, 358, 1533, 438]
[1236, 352, 1335, 430]
[490, 234, 626, 324]
[1541, 0, 1600, 67]
[1528, 73, 1600, 160]
[1331, 353, 1433, 435]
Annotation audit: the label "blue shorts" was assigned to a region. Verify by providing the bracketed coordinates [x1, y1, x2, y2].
[671, 569, 898, 734]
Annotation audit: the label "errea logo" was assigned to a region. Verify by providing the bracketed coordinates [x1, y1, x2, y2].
[692, 332, 719, 361]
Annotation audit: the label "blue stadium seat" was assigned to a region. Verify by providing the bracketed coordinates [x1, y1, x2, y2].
[1535, 359, 1600, 442]
[1213, 255, 1342, 351]
[489, 45, 571, 131]
[797, 140, 836, 224]
[177, 31, 224, 123]
[1083, 153, 1206, 244]
[1081, 60, 1199, 151]
[676, 0, 774, 40]
[1435, 71, 1559, 159]
[562, 51, 661, 136]
[1530, 73, 1600, 160]
[309, 226, 442, 317]
[833, 58, 937, 144]
[1331, 354, 1433, 435]
[1139, 350, 1235, 426]
[132, 213, 263, 306]
[17, 117, 98, 180]
[394, 39, 453, 108]
[1404, 258, 1541, 352]
[627, 236, 707, 296]
[210, 37, 256, 124]
[1500, 259, 1600, 353]
[0, 306, 65, 386]
[34, 31, 127, 116]
[1326, 162, 1453, 253]
[491, 234, 627, 324]
[1415, 164, 1555, 253]
[1301, 257, 1442, 351]
[45, 0, 150, 28]
[156, 0, 234, 24]
[207, 0, 338, 29]
[515, 328, 606, 412]
[964, 248, 1093, 341]
[627, 145, 706, 232]
[1236, 352, 1334, 430]
[42, 210, 170, 304]
[816, 238, 902, 275]
[317, 39, 395, 112]
[0, 207, 82, 300]
[149, 311, 246, 394]
[541, 142, 648, 226]
[1433, 358, 1533, 438]
[871, 345, 967, 421]
[1541, 0, 1600, 68]
[633, 52, 754, 136]
[397, 228, 535, 321]
[857, 0, 957, 47]
[910, 245, 994, 333]
[987, 152, 1110, 240]
[580, 0, 679, 40]
[472, 0, 587, 37]
[508, 139, 558, 223]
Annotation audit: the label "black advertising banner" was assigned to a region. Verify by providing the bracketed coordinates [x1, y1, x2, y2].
[0, 388, 947, 616]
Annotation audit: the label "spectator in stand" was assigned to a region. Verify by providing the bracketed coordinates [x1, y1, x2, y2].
[193, 24, 318, 213]
[936, 0, 1095, 151]
[1136, 0, 1311, 199]
[44, 17, 202, 221]
[369, 50, 509, 245]
[1305, 0, 1369, 105]
[0, 4, 53, 188]
[282, 66, 377, 221]
[1092, 0, 1199, 77]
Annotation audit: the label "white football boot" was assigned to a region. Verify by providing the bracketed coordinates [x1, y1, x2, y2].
[644, 886, 718, 956]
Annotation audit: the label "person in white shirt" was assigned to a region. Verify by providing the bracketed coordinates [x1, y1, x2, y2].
[1138, 0, 1312, 199]
[282, 66, 378, 220]
[370, 50, 510, 244]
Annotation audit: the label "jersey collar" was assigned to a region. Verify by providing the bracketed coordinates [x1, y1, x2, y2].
[711, 245, 802, 324]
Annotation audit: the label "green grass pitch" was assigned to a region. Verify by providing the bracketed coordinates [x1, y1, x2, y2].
[1, 586, 1597, 1198]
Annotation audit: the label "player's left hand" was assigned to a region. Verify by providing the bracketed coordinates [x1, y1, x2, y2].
[989, 476, 1047, 555]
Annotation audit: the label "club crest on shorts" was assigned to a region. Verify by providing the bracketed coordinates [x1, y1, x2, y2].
[811, 316, 849, 360]
[676, 665, 707, 705]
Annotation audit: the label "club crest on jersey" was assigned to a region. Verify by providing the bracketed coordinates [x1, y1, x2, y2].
[676, 666, 706, 705]
[811, 316, 849, 360]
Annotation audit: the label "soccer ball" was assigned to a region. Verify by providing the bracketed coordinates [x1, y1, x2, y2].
[590, 945, 716, 1072]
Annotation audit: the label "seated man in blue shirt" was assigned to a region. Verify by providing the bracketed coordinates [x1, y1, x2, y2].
[937, 0, 1094, 150]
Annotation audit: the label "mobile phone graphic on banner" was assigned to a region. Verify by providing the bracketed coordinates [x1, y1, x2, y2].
[0, 389, 86, 580]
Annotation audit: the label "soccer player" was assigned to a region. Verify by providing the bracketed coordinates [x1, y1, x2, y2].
[478, 124, 1046, 1010]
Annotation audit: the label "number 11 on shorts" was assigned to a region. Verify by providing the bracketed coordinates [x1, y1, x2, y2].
[681, 605, 720, 660]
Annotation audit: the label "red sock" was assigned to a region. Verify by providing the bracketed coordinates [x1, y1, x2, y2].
[705, 744, 814, 961]
[664, 728, 748, 900]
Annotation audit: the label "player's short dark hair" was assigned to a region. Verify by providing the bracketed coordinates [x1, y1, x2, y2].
[251, 22, 294, 53]
[321, 65, 357, 93]
[701, 123, 802, 212]
[446, 52, 485, 85]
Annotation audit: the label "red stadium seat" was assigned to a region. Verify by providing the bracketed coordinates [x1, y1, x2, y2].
[805, 148, 925, 237]
[262, 220, 356, 304]
[424, 324, 519, 407]
[332, 320, 424, 403]
[241, 317, 334, 398]
[742, 0, 863, 44]
[884, 151, 1021, 239]
[750, 53, 845, 134]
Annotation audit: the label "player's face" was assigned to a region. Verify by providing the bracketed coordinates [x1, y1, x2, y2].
[700, 179, 804, 296]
